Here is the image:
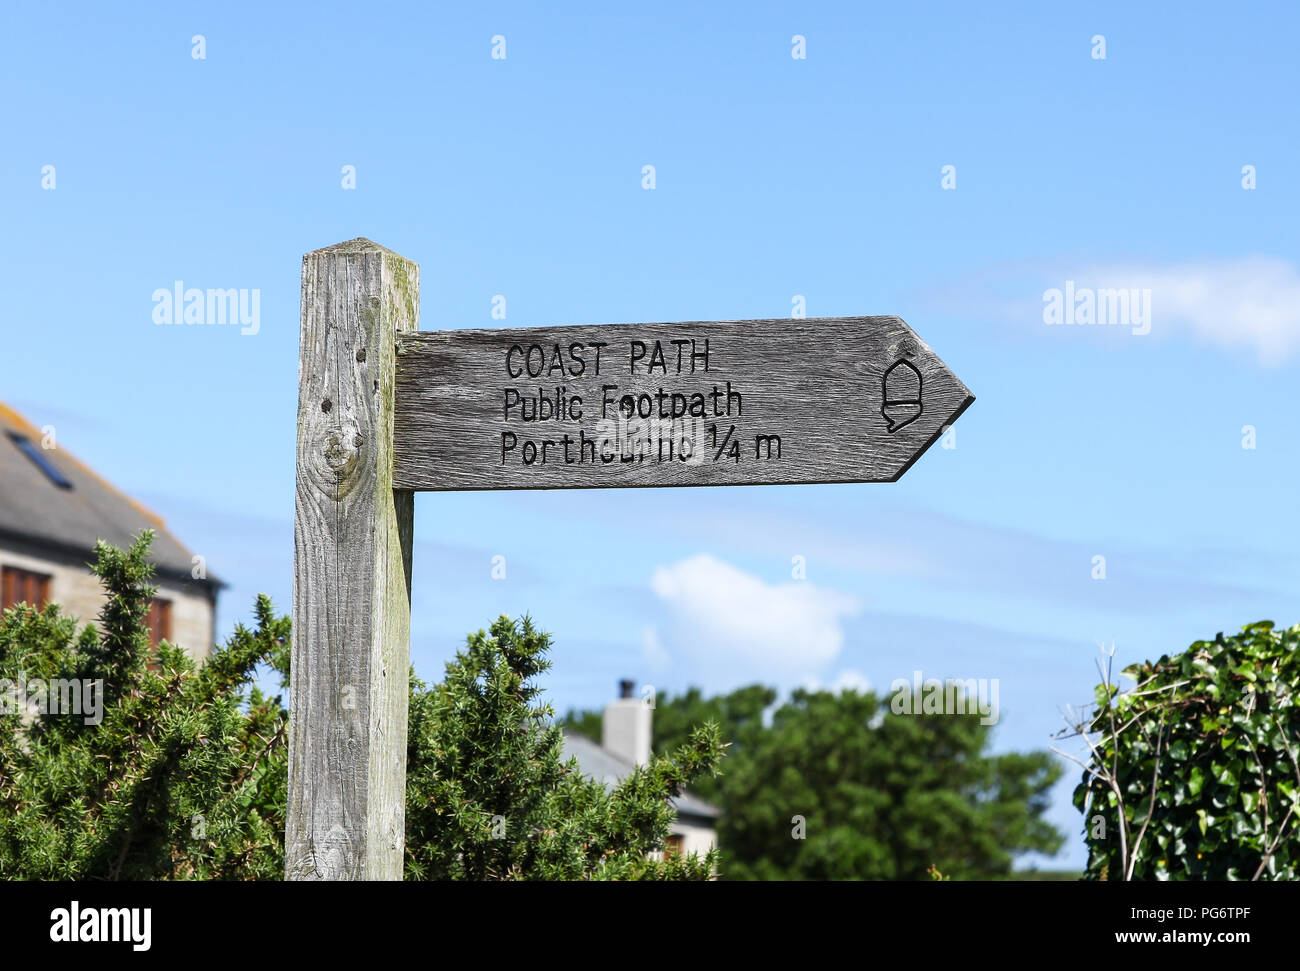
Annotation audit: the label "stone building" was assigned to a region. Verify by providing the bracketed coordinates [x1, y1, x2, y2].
[0, 401, 219, 660]
[562, 679, 721, 858]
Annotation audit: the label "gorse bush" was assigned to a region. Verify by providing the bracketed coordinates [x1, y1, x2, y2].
[405, 616, 723, 880]
[0, 534, 723, 880]
[1073, 622, 1300, 880]
[0, 534, 289, 879]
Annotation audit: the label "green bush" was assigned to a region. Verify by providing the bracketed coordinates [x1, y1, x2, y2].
[0, 534, 723, 880]
[405, 616, 723, 880]
[1073, 622, 1300, 880]
[0, 535, 289, 879]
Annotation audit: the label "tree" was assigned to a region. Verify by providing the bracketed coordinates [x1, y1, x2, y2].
[567, 685, 1064, 879]
[0, 534, 289, 879]
[0, 533, 723, 880]
[1056, 621, 1300, 881]
[405, 616, 723, 879]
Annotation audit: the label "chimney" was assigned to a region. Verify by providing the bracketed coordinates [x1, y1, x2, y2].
[603, 678, 651, 766]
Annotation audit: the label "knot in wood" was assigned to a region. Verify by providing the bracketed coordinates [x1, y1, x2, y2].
[309, 427, 364, 499]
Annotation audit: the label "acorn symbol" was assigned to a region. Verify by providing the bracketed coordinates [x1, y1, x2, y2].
[881, 359, 922, 433]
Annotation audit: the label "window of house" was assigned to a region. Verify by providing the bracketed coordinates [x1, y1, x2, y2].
[1, 566, 52, 610]
[147, 598, 173, 651]
[663, 833, 684, 858]
[7, 432, 73, 489]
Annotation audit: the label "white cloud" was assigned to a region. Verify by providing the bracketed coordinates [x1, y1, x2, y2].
[938, 254, 1300, 367]
[832, 669, 872, 693]
[1114, 256, 1300, 365]
[801, 668, 873, 695]
[648, 554, 862, 672]
[641, 627, 671, 672]
[1029, 256, 1300, 366]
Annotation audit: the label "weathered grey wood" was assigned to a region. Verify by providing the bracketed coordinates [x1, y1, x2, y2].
[392, 316, 972, 491]
[287, 238, 418, 880]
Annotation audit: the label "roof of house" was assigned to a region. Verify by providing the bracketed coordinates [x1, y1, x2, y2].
[0, 400, 216, 585]
[561, 729, 722, 823]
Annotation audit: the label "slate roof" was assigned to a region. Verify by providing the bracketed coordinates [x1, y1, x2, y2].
[561, 729, 722, 824]
[0, 400, 217, 586]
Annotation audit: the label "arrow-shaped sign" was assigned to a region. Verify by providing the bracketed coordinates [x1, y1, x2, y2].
[290, 241, 977, 882]
[392, 315, 972, 491]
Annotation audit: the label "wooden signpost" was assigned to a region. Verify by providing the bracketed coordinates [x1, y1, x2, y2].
[287, 238, 973, 879]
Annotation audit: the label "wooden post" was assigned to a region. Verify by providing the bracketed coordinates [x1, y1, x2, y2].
[287, 238, 418, 880]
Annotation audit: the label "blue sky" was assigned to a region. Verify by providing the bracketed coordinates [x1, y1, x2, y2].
[3, 2, 1298, 869]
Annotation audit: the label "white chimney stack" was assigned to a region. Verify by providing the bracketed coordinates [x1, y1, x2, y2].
[603, 678, 652, 766]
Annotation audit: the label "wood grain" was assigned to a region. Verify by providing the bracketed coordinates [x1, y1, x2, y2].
[393, 316, 972, 491]
[286, 238, 417, 880]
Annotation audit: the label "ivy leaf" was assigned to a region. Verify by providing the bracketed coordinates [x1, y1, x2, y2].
[1093, 683, 1115, 711]
[1071, 620, 1300, 882]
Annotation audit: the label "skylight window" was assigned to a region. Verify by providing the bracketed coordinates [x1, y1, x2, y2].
[7, 432, 73, 489]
